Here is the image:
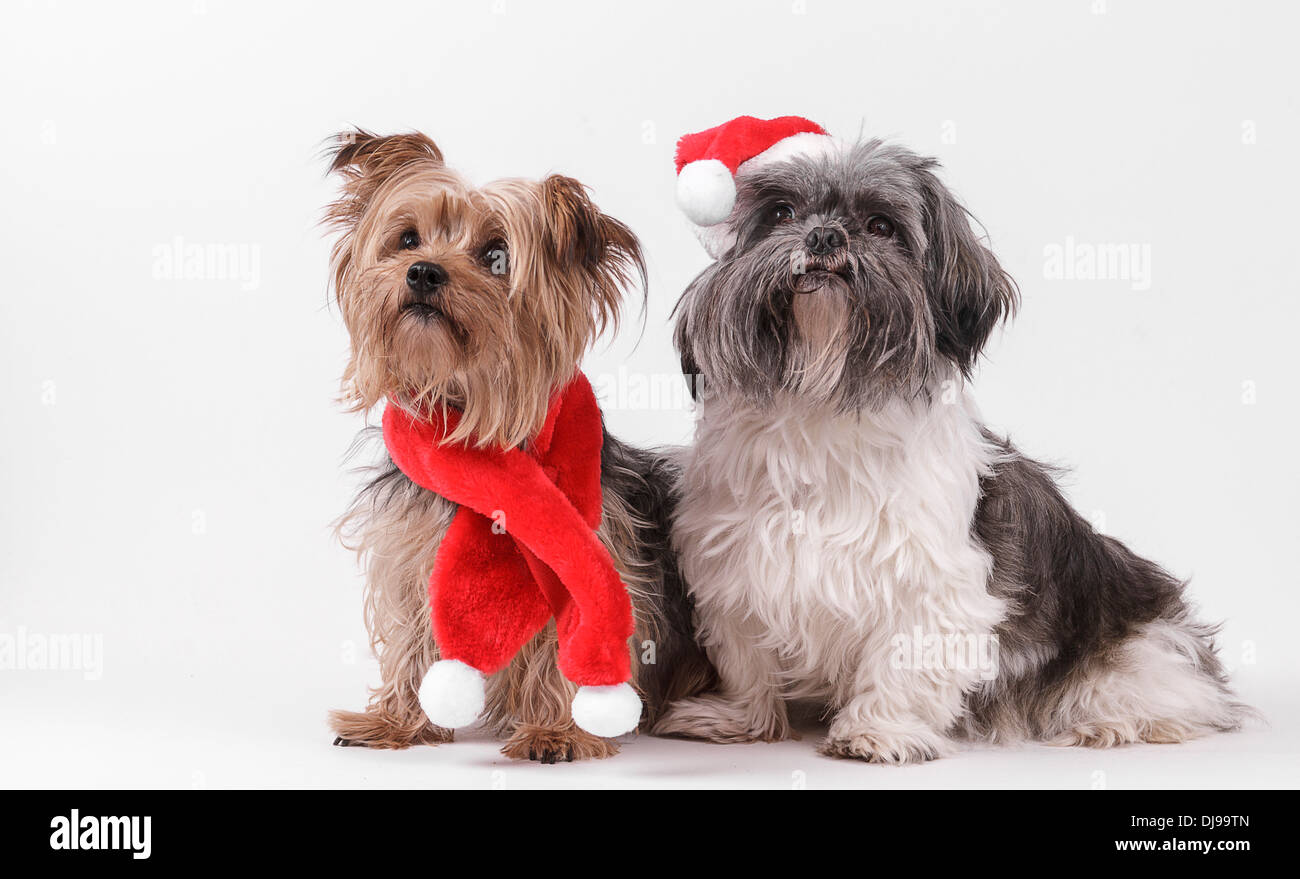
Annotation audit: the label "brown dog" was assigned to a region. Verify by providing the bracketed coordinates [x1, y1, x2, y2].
[323, 130, 712, 762]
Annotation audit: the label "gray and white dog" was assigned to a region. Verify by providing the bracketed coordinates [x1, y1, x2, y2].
[654, 126, 1245, 763]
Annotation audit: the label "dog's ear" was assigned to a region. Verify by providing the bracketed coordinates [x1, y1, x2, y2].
[538, 174, 647, 334]
[325, 128, 444, 222]
[541, 175, 644, 277]
[327, 128, 443, 177]
[917, 166, 1018, 375]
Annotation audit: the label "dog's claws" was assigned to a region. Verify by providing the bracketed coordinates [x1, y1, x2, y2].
[525, 744, 574, 764]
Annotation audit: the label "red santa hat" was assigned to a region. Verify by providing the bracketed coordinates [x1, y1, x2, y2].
[675, 115, 837, 255]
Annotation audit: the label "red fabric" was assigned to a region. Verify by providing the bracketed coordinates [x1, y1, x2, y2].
[381, 373, 633, 687]
[674, 115, 827, 174]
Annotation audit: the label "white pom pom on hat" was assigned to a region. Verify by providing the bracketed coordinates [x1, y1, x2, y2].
[676, 158, 736, 226]
[674, 115, 838, 257]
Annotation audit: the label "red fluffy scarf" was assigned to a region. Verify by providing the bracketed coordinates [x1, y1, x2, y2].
[381, 372, 633, 688]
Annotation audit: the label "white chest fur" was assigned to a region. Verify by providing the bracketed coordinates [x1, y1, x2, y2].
[675, 383, 1008, 711]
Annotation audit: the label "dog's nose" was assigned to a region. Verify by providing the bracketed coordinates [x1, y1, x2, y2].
[805, 226, 845, 256]
[406, 261, 448, 296]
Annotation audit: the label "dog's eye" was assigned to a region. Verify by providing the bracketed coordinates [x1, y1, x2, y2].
[771, 203, 796, 224]
[480, 240, 509, 275]
[866, 216, 895, 238]
[399, 229, 421, 250]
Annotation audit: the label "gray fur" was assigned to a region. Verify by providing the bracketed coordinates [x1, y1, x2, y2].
[672, 140, 1244, 749]
[963, 438, 1244, 740]
[675, 140, 1017, 411]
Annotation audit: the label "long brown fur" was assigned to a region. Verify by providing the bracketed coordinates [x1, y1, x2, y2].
[324, 129, 686, 761]
[325, 129, 641, 449]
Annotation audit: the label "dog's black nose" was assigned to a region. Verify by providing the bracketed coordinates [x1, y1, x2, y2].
[805, 226, 845, 256]
[406, 261, 448, 296]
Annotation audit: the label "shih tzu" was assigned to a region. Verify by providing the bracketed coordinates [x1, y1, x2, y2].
[323, 129, 712, 762]
[654, 115, 1245, 763]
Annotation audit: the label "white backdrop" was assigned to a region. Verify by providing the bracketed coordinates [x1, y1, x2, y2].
[2, 0, 1297, 789]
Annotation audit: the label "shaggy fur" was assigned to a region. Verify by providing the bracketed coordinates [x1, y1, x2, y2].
[655, 139, 1245, 762]
[325, 130, 712, 761]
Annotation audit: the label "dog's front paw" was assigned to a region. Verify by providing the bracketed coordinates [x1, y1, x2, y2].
[500, 723, 619, 763]
[652, 694, 789, 744]
[819, 727, 946, 765]
[328, 708, 454, 749]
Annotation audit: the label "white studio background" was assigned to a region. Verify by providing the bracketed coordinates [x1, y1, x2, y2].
[2, 0, 1297, 789]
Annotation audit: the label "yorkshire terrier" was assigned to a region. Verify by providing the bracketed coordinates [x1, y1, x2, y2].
[324, 130, 712, 762]
[655, 116, 1246, 762]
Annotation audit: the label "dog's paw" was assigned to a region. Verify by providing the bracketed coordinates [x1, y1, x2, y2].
[500, 723, 619, 763]
[1048, 721, 1168, 748]
[328, 708, 453, 750]
[652, 694, 789, 744]
[819, 727, 946, 765]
